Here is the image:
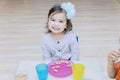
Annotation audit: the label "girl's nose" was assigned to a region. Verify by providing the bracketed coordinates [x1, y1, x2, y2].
[54, 22, 58, 26]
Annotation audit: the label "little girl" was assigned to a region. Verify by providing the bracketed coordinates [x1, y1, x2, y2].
[108, 38, 120, 80]
[41, 2, 80, 62]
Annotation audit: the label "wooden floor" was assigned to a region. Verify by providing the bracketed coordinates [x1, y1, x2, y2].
[0, 0, 120, 80]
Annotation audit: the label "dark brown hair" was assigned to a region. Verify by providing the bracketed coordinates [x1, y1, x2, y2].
[46, 4, 73, 33]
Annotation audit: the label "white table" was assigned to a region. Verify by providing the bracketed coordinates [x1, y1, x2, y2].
[16, 60, 104, 80]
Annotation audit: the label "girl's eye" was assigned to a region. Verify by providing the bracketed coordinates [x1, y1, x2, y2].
[51, 19, 55, 21]
[59, 21, 63, 23]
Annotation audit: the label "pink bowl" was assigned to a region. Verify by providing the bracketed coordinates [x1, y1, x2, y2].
[48, 59, 72, 78]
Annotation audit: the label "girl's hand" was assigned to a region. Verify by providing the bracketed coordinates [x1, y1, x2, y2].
[108, 51, 120, 63]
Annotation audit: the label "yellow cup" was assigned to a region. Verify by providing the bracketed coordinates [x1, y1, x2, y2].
[72, 63, 85, 80]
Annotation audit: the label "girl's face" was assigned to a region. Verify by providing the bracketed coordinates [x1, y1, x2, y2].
[48, 12, 67, 34]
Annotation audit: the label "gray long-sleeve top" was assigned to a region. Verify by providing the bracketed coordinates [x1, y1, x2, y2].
[41, 31, 80, 61]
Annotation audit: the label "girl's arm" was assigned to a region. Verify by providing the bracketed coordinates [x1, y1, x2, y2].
[107, 57, 116, 78]
[41, 38, 52, 61]
[107, 52, 119, 78]
[70, 35, 80, 61]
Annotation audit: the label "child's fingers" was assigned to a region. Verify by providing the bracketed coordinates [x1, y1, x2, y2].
[110, 57, 118, 62]
[110, 55, 117, 61]
[111, 51, 119, 57]
[109, 52, 119, 61]
[108, 50, 120, 62]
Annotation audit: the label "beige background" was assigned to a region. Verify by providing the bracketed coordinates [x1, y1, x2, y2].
[0, 0, 120, 80]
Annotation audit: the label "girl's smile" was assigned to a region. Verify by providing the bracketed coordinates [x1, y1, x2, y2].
[51, 26, 60, 31]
